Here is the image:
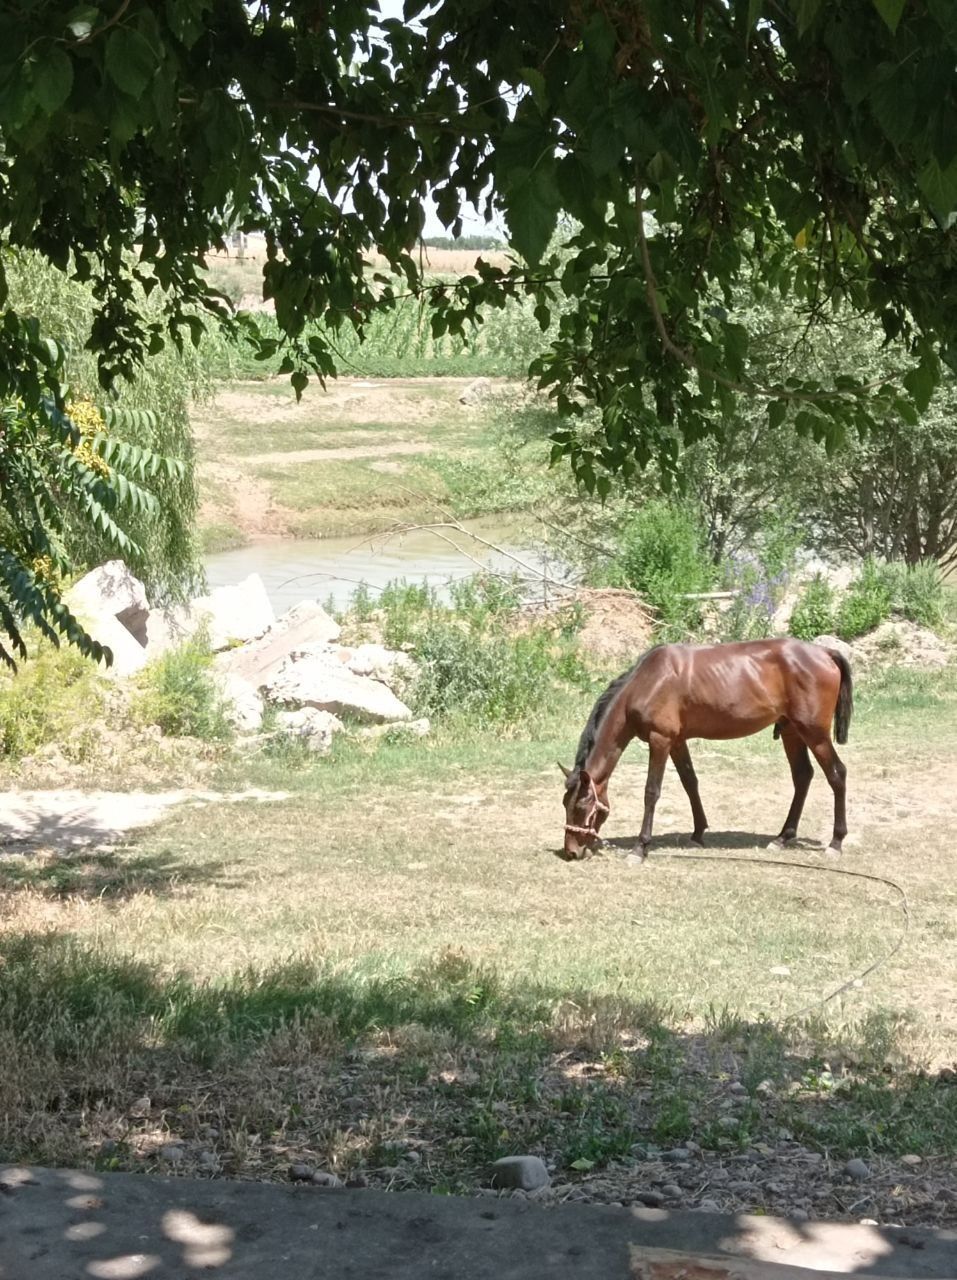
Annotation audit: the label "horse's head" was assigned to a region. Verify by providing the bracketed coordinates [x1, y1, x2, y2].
[559, 763, 609, 860]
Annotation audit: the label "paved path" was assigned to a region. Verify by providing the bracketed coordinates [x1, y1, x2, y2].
[1, 1166, 954, 1279]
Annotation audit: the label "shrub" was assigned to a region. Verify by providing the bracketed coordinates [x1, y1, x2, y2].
[788, 576, 836, 640]
[345, 574, 588, 728]
[603, 501, 714, 639]
[835, 561, 893, 640]
[889, 561, 944, 629]
[131, 636, 233, 741]
[0, 641, 105, 760]
[411, 618, 586, 724]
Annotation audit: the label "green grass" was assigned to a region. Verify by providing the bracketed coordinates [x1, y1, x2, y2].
[199, 521, 249, 553]
[2, 658, 956, 1208]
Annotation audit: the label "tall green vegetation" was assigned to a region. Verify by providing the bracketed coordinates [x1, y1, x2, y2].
[131, 636, 233, 742]
[348, 578, 589, 730]
[6, 253, 206, 604]
[789, 561, 945, 642]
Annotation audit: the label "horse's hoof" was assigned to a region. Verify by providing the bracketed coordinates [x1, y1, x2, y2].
[767, 835, 794, 850]
[691, 832, 706, 848]
[827, 840, 843, 856]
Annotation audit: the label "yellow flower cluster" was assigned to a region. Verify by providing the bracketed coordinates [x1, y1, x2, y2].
[67, 399, 110, 478]
[29, 553, 63, 594]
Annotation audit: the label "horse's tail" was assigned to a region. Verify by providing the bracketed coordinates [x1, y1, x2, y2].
[829, 649, 853, 745]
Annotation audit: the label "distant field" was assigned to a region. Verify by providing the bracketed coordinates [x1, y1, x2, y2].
[193, 377, 557, 549]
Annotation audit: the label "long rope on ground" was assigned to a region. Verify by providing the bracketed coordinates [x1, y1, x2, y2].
[642, 850, 910, 1023]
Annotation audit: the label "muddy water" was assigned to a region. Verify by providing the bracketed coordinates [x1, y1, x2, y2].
[204, 517, 559, 613]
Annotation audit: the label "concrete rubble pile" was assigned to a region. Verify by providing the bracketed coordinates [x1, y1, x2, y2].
[64, 561, 428, 751]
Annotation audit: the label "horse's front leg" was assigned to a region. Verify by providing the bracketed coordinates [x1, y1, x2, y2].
[636, 732, 671, 858]
[670, 740, 708, 846]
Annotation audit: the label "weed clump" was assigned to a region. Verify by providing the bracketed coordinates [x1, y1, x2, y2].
[0, 640, 105, 760]
[131, 634, 233, 741]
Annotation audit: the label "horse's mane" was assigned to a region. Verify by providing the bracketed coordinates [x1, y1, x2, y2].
[569, 646, 661, 781]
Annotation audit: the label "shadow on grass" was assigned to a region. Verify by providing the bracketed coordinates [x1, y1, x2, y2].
[0, 845, 235, 901]
[0, 931, 954, 1199]
[603, 832, 827, 854]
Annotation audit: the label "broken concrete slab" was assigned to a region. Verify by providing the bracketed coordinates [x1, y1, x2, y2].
[146, 575, 275, 658]
[0, 1165, 954, 1279]
[264, 652, 413, 724]
[190, 573, 275, 651]
[273, 706, 343, 752]
[215, 600, 341, 687]
[65, 561, 151, 645]
[64, 561, 151, 675]
[217, 672, 264, 733]
[343, 642, 418, 692]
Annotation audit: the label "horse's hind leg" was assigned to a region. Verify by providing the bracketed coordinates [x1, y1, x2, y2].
[670, 741, 708, 845]
[636, 732, 671, 858]
[772, 724, 814, 847]
[805, 731, 848, 854]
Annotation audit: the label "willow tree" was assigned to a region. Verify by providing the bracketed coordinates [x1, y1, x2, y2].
[3, 0, 957, 655]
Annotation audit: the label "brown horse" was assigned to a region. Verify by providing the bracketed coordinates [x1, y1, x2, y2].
[560, 638, 852, 861]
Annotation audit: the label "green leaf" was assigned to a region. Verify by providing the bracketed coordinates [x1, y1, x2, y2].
[521, 67, 547, 110]
[32, 49, 74, 114]
[105, 26, 158, 97]
[767, 399, 787, 430]
[569, 1157, 595, 1171]
[902, 358, 937, 412]
[872, 0, 906, 34]
[795, 0, 824, 36]
[503, 166, 560, 266]
[917, 156, 957, 218]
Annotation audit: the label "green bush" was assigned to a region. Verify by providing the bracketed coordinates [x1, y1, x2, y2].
[131, 636, 233, 741]
[0, 641, 105, 760]
[885, 561, 944, 629]
[790, 560, 945, 643]
[835, 561, 893, 640]
[411, 619, 586, 724]
[602, 501, 714, 639]
[345, 574, 588, 728]
[788, 576, 836, 640]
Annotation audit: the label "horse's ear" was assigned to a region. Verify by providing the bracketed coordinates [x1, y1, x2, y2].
[557, 762, 572, 780]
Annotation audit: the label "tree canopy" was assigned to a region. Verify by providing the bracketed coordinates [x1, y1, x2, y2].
[2, 0, 957, 655]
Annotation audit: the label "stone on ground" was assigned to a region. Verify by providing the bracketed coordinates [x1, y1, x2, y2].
[65, 560, 151, 643]
[274, 707, 343, 752]
[265, 653, 413, 724]
[341, 642, 418, 692]
[813, 634, 852, 661]
[217, 672, 264, 733]
[458, 376, 492, 406]
[190, 574, 275, 651]
[488, 1155, 550, 1192]
[64, 561, 152, 676]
